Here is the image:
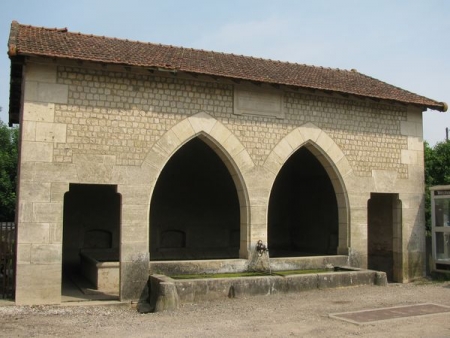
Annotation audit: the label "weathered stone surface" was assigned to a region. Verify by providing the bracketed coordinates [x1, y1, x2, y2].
[17, 223, 50, 244]
[19, 182, 51, 202]
[146, 268, 386, 309]
[13, 61, 426, 305]
[21, 141, 53, 163]
[23, 102, 55, 122]
[121, 259, 150, 301]
[15, 263, 61, 305]
[35, 122, 66, 142]
[26, 63, 57, 83]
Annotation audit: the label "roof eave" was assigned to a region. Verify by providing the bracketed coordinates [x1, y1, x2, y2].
[9, 50, 448, 118]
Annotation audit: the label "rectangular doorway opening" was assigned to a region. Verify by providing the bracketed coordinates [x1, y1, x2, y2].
[368, 193, 402, 282]
[62, 184, 121, 301]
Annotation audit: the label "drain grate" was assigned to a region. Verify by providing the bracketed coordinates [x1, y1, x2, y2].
[330, 303, 450, 324]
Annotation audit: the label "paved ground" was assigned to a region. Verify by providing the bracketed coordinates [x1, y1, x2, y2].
[1, 279, 450, 337]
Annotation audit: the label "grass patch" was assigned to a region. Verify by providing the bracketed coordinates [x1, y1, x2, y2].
[169, 269, 331, 280]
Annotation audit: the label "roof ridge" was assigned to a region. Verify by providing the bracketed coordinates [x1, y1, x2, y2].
[17, 21, 68, 32]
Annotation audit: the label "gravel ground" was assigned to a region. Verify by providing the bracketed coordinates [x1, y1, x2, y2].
[1, 279, 450, 338]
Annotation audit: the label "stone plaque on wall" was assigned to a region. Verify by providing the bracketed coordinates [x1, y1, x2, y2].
[234, 86, 284, 119]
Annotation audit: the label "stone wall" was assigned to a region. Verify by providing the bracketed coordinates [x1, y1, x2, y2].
[14, 59, 426, 305]
[54, 65, 409, 176]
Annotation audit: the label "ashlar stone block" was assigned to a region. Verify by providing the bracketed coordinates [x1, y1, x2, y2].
[245, 168, 274, 206]
[121, 224, 149, 243]
[49, 223, 62, 244]
[283, 128, 304, 151]
[188, 112, 217, 134]
[33, 202, 63, 223]
[23, 102, 55, 123]
[25, 82, 68, 104]
[155, 129, 181, 157]
[250, 205, 268, 225]
[15, 263, 61, 305]
[119, 184, 151, 205]
[121, 242, 149, 262]
[273, 138, 294, 163]
[401, 149, 419, 165]
[372, 169, 398, 192]
[16, 243, 31, 264]
[171, 119, 196, 142]
[21, 141, 53, 163]
[33, 163, 79, 183]
[36, 122, 67, 143]
[17, 201, 34, 223]
[263, 151, 283, 176]
[37, 83, 69, 104]
[122, 204, 148, 225]
[316, 131, 335, 153]
[408, 136, 424, 151]
[73, 154, 114, 183]
[20, 182, 51, 202]
[222, 134, 246, 158]
[400, 121, 421, 137]
[50, 182, 70, 202]
[26, 63, 57, 83]
[113, 165, 158, 185]
[22, 121, 36, 141]
[232, 149, 255, 175]
[334, 156, 353, 179]
[299, 122, 321, 143]
[30, 243, 62, 264]
[398, 193, 423, 210]
[209, 121, 233, 145]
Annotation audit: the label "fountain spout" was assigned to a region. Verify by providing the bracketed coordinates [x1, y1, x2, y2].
[250, 240, 271, 274]
[256, 240, 269, 256]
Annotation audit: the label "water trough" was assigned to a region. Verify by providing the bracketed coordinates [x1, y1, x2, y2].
[144, 255, 387, 313]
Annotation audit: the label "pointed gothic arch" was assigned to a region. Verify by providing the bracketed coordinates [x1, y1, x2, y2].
[264, 123, 351, 255]
[143, 112, 253, 259]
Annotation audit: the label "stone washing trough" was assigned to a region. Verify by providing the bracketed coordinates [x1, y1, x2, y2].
[80, 249, 119, 292]
[144, 256, 387, 313]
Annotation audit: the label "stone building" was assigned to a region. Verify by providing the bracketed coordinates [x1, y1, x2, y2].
[7, 21, 447, 305]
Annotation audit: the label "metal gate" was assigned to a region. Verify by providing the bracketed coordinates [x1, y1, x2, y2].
[0, 222, 15, 299]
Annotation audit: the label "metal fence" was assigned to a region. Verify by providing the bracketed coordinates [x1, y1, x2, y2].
[0, 222, 15, 299]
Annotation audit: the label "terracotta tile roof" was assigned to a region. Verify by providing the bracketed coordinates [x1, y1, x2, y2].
[8, 21, 447, 112]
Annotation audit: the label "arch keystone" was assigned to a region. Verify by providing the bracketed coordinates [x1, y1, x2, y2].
[298, 122, 322, 143]
[188, 112, 217, 134]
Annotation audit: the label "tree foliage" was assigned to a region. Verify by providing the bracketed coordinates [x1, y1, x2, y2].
[424, 140, 450, 231]
[0, 120, 18, 221]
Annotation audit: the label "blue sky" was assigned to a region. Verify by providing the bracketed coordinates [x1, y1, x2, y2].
[0, 0, 449, 145]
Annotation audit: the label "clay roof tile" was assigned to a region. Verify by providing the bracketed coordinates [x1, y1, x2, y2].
[7, 21, 447, 112]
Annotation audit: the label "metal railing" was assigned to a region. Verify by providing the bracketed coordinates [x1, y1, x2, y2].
[0, 222, 15, 299]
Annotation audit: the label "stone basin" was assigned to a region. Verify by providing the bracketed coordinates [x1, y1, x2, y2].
[80, 249, 119, 292]
[144, 263, 387, 313]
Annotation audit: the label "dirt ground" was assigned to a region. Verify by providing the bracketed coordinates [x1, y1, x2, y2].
[1, 279, 450, 338]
